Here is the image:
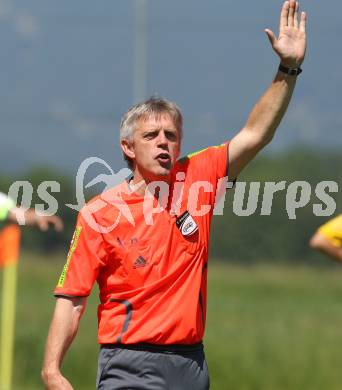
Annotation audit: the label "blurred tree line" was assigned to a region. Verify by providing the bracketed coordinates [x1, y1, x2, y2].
[0, 167, 77, 254]
[0, 148, 341, 263]
[211, 148, 341, 263]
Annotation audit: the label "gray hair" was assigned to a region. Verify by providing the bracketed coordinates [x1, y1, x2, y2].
[120, 97, 183, 168]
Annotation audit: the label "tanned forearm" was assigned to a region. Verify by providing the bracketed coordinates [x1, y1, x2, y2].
[228, 70, 298, 179]
[42, 297, 86, 390]
[244, 70, 297, 145]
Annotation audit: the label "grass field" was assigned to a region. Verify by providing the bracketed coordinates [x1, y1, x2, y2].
[3, 253, 342, 389]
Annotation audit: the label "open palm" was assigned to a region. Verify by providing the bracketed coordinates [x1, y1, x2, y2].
[266, 0, 307, 68]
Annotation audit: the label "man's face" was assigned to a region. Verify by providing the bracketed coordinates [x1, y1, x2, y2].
[121, 113, 181, 182]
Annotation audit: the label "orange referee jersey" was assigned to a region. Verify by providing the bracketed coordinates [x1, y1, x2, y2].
[55, 142, 229, 345]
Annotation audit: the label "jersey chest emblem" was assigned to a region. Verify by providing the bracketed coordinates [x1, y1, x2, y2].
[176, 211, 198, 236]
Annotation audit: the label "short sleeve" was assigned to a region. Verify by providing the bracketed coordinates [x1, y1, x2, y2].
[206, 142, 229, 182]
[175, 142, 230, 213]
[181, 141, 229, 183]
[54, 211, 108, 297]
[318, 215, 342, 248]
[0, 193, 15, 221]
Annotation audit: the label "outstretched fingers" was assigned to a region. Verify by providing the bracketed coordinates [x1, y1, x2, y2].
[287, 0, 295, 27]
[280, 1, 289, 30]
[293, 2, 299, 29]
[299, 11, 306, 33]
[281, 1, 306, 33]
[268, 0, 307, 65]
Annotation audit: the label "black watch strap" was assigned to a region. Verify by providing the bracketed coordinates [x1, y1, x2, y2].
[278, 64, 302, 76]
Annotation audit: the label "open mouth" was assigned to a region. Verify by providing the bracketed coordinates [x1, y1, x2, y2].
[156, 153, 171, 164]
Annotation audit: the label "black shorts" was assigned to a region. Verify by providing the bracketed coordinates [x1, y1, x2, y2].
[96, 343, 210, 390]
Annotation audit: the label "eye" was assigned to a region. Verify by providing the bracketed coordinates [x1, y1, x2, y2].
[144, 131, 158, 140]
[165, 131, 178, 141]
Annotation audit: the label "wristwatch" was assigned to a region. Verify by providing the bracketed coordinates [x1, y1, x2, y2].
[278, 64, 303, 76]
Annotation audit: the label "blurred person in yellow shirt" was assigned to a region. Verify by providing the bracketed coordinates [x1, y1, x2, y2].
[310, 215, 342, 262]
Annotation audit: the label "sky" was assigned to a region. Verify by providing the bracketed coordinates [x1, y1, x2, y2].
[1, 0, 341, 174]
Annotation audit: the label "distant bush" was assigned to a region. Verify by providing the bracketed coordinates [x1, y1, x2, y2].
[210, 147, 342, 262]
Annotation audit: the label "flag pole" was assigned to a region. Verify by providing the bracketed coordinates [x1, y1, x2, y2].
[0, 263, 18, 390]
[0, 225, 21, 390]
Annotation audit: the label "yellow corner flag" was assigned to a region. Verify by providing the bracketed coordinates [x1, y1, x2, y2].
[0, 224, 21, 390]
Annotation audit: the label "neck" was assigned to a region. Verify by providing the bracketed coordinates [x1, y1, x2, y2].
[129, 169, 171, 197]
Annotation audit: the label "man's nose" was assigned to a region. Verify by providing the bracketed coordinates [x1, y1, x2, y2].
[156, 131, 168, 145]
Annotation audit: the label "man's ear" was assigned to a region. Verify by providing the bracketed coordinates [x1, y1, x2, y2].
[121, 139, 135, 160]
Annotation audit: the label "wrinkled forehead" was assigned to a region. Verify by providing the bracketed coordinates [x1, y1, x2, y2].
[133, 112, 180, 136]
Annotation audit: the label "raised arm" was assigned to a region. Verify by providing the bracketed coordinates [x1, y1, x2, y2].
[41, 297, 87, 390]
[229, 0, 307, 180]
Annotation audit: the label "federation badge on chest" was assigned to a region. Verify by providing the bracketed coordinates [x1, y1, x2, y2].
[176, 211, 198, 236]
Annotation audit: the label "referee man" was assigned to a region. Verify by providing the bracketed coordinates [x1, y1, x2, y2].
[42, 2, 307, 389]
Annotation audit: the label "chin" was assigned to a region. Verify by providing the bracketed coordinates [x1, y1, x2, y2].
[151, 168, 172, 180]
[156, 162, 174, 175]
[142, 162, 174, 182]
[155, 170, 171, 179]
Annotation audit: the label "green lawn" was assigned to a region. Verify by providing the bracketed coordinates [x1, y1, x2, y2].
[3, 253, 342, 389]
